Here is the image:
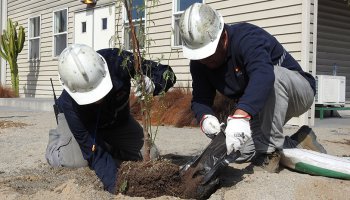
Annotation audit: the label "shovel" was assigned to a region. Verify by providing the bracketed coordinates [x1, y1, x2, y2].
[180, 130, 241, 185]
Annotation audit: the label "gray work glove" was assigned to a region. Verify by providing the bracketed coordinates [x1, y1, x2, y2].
[225, 115, 251, 155]
[200, 114, 221, 139]
[134, 75, 155, 98]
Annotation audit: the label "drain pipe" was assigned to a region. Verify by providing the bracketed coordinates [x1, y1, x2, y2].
[0, 0, 7, 86]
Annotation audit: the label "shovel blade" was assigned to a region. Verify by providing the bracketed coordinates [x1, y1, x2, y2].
[180, 131, 239, 185]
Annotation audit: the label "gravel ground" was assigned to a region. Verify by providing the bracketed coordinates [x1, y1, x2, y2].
[0, 109, 349, 200]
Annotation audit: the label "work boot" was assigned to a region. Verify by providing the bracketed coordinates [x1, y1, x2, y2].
[251, 151, 281, 173]
[290, 125, 327, 154]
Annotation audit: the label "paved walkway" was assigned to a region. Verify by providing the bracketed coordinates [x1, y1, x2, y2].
[1, 97, 349, 128]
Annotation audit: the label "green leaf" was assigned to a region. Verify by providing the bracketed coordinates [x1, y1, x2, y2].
[0, 49, 8, 60]
[17, 26, 25, 52]
[162, 69, 175, 83]
[119, 180, 128, 193]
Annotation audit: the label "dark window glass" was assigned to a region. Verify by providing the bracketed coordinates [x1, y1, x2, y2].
[178, 0, 202, 11]
[82, 22, 86, 33]
[102, 18, 107, 30]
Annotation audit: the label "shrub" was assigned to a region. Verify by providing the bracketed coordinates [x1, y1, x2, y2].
[130, 88, 237, 127]
[0, 85, 16, 98]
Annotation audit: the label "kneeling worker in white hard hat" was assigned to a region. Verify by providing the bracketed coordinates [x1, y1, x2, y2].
[179, 3, 326, 172]
[45, 44, 176, 193]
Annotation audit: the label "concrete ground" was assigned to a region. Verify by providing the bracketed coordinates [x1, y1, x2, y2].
[1, 97, 350, 127]
[0, 98, 349, 200]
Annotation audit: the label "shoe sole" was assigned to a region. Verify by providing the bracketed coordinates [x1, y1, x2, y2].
[292, 126, 327, 154]
[252, 153, 281, 173]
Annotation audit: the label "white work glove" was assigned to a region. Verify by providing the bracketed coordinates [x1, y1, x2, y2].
[225, 115, 251, 155]
[200, 115, 221, 139]
[134, 75, 155, 98]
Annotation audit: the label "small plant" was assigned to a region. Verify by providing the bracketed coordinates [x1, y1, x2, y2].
[115, 0, 172, 161]
[0, 19, 25, 97]
[119, 180, 128, 193]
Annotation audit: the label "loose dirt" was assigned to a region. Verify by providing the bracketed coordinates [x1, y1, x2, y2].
[115, 159, 216, 200]
[0, 165, 102, 195]
[0, 120, 28, 129]
[116, 160, 182, 198]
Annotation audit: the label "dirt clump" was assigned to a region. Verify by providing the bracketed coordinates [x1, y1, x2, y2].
[116, 160, 217, 199]
[0, 120, 29, 129]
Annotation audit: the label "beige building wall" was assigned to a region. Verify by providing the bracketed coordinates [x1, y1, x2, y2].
[5, 0, 317, 125]
[5, 0, 313, 96]
[140, 0, 314, 86]
[6, 0, 114, 97]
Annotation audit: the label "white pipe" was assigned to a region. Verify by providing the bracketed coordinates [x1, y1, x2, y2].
[0, 0, 7, 86]
[300, 0, 312, 126]
[310, 0, 319, 127]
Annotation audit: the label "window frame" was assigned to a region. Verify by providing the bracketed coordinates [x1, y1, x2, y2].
[123, 0, 146, 50]
[52, 8, 68, 58]
[172, 0, 204, 48]
[28, 15, 41, 61]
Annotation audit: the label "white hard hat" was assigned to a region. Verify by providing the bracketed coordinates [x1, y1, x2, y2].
[58, 44, 113, 105]
[179, 3, 224, 60]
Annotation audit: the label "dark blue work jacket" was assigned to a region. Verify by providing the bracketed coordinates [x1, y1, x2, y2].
[190, 23, 315, 122]
[57, 48, 176, 193]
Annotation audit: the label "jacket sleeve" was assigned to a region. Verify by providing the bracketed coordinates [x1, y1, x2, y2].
[190, 61, 217, 123]
[142, 59, 176, 95]
[118, 50, 176, 95]
[98, 49, 176, 95]
[57, 91, 117, 193]
[235, 28, 275, 116]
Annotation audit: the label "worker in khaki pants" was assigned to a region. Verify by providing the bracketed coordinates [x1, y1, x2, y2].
[45, 44, 176, 193]
[178, 3, 327, 173]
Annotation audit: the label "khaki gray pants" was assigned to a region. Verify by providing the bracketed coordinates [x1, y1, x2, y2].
[45, 113, 88, 168]
[236, 66, 314, 162]
[45, 113, 158, 168]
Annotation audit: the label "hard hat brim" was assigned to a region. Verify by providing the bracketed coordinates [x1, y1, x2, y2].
[63, 55, 113, 105]
[182, 15, 224, 60]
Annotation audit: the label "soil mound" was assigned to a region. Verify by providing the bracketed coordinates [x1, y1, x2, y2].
[115, 160, 217, 199]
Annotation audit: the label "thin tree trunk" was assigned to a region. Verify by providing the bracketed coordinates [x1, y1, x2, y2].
[124, 0, 151, 161]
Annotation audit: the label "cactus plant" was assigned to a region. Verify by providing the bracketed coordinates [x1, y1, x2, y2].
[0, 19, 25, 96]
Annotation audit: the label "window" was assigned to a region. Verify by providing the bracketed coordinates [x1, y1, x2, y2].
[102, 18, 107, 30]
[124, 0, 145, 50]
[53, 8, 68, 57]
[173, 0, 203, 47]
[28, 16, 40, 60]
[82, 22, 86, 33]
